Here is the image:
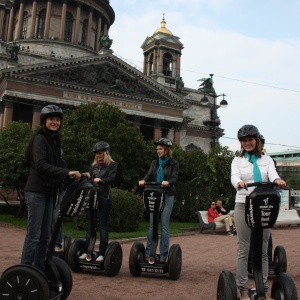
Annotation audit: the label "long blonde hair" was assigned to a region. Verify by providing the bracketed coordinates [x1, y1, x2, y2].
[92, 151, 115, 166]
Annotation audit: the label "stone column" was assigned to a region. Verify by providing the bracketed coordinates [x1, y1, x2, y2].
[3, 8, 10, 41]
[16, 0, 25, 39]
[95, 16, 102, 52]
[143, 55, 147, 75]
[29, 0, 37, 38]
[159, 48, 163, 73]
[173, 124, 181, 146]
[0, 6, 4, 40]
[2, 101, 14, 128]
[74, 4, 81, 43]
[59, 0, 67, 40]
[104, 23, 108, 34]
[86, 9, 93, 47]
[7, 5, 15, 42]
[176, 53, 181, 77]
[32, 105, 41, 128]
[153, 119, 162, 141]
[44, 0, 52, 39]
[153, 48, 157, 73]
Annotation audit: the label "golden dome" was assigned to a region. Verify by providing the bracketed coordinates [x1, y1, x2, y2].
[154, 15, 173, 35]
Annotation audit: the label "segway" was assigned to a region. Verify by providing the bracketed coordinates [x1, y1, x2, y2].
[53, 234, 72, 262]
[0, 174, 95, 300]
[217, 182, 298, 300]
[129, 182, 182, 280]
[67, 186, 123, 277]
[248, 238, 287, 277]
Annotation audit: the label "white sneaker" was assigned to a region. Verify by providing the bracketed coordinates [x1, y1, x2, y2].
[96, 255, 104, 262]
[54, 246, 63, 253]
[79, 253, 87, 259]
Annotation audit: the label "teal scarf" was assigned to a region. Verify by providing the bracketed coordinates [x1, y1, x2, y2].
[244, 152, 262, 182]
[156, 157, 170, 183]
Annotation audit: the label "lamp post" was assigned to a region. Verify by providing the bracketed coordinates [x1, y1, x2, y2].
[199, 74, 228, 149]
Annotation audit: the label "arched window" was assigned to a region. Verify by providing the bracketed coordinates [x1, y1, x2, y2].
[163, 52, 173, 76]
[22, 11, 28, 39]
[36, 9, 46, 38]
[81, 19, 88, 45]
[64, 12, 73, 42]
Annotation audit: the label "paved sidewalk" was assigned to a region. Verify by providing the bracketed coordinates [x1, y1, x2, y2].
[0, 222, 299, 299]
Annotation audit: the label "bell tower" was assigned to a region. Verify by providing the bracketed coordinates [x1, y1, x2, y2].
[141, 15, 184, 88]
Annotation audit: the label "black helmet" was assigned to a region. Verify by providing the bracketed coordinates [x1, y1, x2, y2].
[237, 125, 260, 141]
[259, 134, 265, 144]
[92, 141, 110, 152]
[154, 138, 172, 148]
[40, 105, 63, 124]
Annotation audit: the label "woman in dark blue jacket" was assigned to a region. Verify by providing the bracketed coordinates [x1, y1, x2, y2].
[139, 138, 179, 263]
[21, 105, 81, 271]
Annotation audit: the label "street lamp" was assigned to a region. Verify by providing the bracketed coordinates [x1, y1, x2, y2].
[198, 74, 228, 149]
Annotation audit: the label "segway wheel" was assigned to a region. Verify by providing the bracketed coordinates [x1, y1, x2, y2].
[52, 256, 73, 300]
[0, 265, 50, 300]
[129, 241, 145, 277]
[273, 245, 287, 274]
[104, 241, 123, 277]
[68, 238, 86, 272]
[216, 270, 238, 300]
[168, 244, 182, 280]
[63, 234, 72, 262]
[271, 272, 298, 300]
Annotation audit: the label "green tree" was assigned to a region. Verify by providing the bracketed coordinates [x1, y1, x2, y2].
[61, 103, 153, 190]
[0, 121, 32, 216]
[172, 145, 236, 221]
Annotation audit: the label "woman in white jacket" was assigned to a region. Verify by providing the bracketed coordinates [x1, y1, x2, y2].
[231, 124, 286, 300]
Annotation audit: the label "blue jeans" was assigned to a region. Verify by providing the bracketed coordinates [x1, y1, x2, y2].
[146, 195, 174, 259]
[21, 192, 54, 271]
[52, 191, 63, 248]
[86, 196, 112, 256]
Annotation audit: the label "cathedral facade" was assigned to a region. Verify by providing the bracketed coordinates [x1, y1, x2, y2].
[0, 0, 225, 152]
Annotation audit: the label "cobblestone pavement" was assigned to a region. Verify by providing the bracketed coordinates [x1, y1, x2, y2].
[0, 222, 299, 299]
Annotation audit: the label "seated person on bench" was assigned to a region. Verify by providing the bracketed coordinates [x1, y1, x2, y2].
[207, 201, 235, 236]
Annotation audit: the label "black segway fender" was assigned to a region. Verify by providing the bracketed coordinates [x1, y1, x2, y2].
[168, 244, 182, 280]
[271, 272, 298, 300]
[104, 241, 123, 277]
[51, 256, 73, 300]
[0, 264, 50, 300]
[68, 238, 86, 272]
[273, 245, 287, 274]
[217, 270, 238, 300]
[129, 241, 145, 277]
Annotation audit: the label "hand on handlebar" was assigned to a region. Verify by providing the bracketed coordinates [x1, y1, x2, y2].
[68, 171, 81, 180]
[237, 181, 247, 190]
[138, 180, 145, 187]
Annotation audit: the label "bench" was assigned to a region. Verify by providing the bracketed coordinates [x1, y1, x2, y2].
[274, 209, 300, 227]
[195, 209, 300, 234]
[195, 211, 224, 234]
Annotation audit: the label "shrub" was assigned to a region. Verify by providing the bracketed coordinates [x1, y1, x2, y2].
[75, 188, 144, 232]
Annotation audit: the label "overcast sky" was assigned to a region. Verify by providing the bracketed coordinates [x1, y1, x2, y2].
[108, 0, 300, 153]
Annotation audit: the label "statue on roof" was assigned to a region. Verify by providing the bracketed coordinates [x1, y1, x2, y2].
[175, 76, 184, 93]
[7, 41, 20, 62]
[99, 32, 113, 50]
[198, 75, 215, 95]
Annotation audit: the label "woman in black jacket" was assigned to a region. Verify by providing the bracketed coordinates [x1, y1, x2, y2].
[139, 138, 179, 263]
[21, 105, 81, 271]
[79, 141, 117, 262]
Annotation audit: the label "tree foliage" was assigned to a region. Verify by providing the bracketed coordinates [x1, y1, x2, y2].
[0, 121, 32, 190]
[61, 103, 154, 190]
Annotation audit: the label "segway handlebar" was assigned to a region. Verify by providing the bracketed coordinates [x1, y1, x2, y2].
[246, 182, 278, 188]
[144, 182, 161, 187]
